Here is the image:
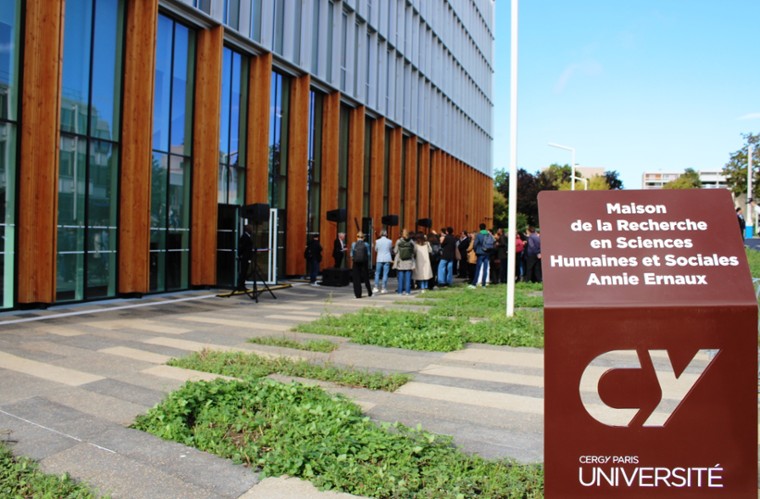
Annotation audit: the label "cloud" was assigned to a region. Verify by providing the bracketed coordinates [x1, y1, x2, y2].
[554, 59, 603, 94]
[737, 113, 760, 121]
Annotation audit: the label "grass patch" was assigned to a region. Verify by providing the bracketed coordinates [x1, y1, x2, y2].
[417, 282, 544, 318]
[169, 349, 409, 391]
[745, 247, 760, 279]
[132, 378, 543, 498]
[0, 441, 104, 498]
[294, 307, 544, 351]
[248, 336, 338, 353]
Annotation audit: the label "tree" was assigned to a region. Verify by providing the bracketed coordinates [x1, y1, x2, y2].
[493, 165, 622, 227]
[604, 170, 624, 190]
[492, 187, 508, 229]
[722, 133, 760, 197]
[662, 168, 701, 189]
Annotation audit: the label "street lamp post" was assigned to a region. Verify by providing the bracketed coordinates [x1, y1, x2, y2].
[747, 144, 754, 238]
[573, 175, 588, 190]
[506, 0, 519, 317]
[548, 142, 576, 191]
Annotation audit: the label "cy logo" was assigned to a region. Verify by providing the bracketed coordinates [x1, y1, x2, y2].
[579, 349, 718, 428]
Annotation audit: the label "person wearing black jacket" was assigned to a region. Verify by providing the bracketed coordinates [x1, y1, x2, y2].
[497, 228, 509, 284]
[332, 232, 347, 268]
[438, 227, 457, 287]
[458, 231, 471, 279]
[305, 233, 323, 286]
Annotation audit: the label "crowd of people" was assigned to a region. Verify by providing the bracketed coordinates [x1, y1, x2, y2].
[300, 224, 543, 298]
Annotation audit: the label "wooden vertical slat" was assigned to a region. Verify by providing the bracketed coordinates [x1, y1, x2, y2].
[119, 0, 158, 295]
[346, 106, 365, 245]
[404, 136, 417, 231]
[286, 74, 310, 276]
[247, 52, 272, 204]
[320, 91, 340, 256]
[369, 117, 385, 236]
[191, 25, 223, 286]
[17, 0, 65, 304]
[387, 127, 402, 233]
[442, 154, 450, 228]
[457, 160, 464, 230]
[487, 174, 494, 227]
[430, 149, 441, 233]
[418, 142, 430, 223]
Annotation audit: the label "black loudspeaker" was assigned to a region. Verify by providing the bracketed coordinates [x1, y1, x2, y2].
[243, 203, 270, 223]
[381, 214, 399, 226]
[326, 208, 347, 223]
[321, 268, 351, 286]
[416, 218, 432, 229]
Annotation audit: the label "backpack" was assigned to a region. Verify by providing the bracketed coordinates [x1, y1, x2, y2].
[482, 232, 495, 253]
[398, 239, 414, 261]
[353, 242, 368, 263]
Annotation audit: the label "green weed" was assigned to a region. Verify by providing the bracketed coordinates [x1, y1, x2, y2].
[294, 307, 544, 351]
[248, 336, 338, 352]
[132, 378, 544, 498]
[169, 349, 409, 391]
[0, 441, 105, 498]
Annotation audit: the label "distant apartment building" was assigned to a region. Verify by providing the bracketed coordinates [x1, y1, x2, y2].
[641, 170, 728, 189]
[4, 0, 495, 310]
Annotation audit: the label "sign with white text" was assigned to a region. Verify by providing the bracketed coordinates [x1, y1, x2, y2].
[540, 189, 757, 498]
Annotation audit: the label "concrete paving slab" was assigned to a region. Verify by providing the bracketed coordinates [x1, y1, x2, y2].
[0, 350, 104, 386]
[442, 347, 544, 368]
[141, 364, 237, 383]
[0, 398, 119, 445]
[45, 386, 149, 426]
[0, 411, 80, 461]
[32, 324, 86, 336]
[93, 426, 260, 497]
[99, 345, 173, 364]
[40, 443, 223, 499]
[419, 363, 544, 388]
[395, 381, 544, 414]
[178, 315, 291, 331]
[85, 318, 191, 335]
[240, 476, 367, 499]
[80, 378, 167, 408]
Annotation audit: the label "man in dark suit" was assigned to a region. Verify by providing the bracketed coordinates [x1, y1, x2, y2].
[333, 232, 346, 268]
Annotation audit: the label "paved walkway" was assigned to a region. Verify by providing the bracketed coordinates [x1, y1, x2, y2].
[0, 282, 755, 497]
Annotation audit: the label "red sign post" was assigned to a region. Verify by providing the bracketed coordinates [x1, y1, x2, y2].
[540, 190, 757, 498]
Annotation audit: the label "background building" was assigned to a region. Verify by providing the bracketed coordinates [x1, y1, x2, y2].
[3, 0, 494, 309]
[641, 170, 728, 189]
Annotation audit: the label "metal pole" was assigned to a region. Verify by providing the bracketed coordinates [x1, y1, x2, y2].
[747, 144, 754, 238]
[571, 149, 576, 191]
[506, 0, 518, 317]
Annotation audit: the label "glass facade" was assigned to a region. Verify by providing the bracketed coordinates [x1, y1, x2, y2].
[218, 46, 249, 288]
[269, 71, 290, 276]
[151, 15, 195, 292]
[307, 90, 324, 235]
[0, 1, 19, 309]
[219, 47, 247, 206]
[57, 0, 124, 302]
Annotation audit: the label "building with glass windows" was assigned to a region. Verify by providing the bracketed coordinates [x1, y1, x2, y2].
[5, 0, 494, 309]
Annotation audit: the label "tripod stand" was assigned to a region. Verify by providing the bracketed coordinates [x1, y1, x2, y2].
[242, 243, 276, 302]
[240, 224, 277, 303]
